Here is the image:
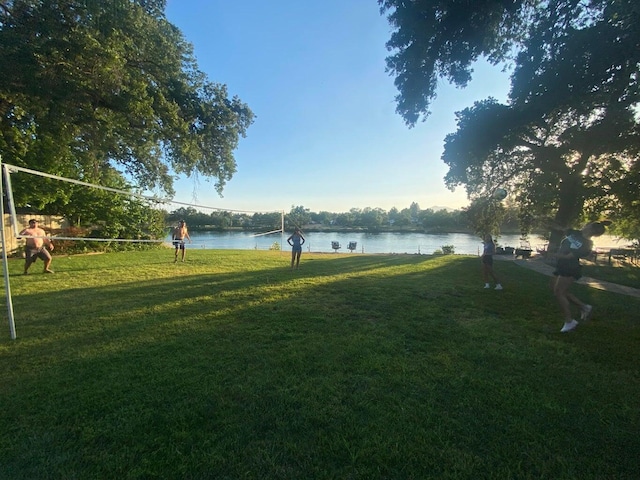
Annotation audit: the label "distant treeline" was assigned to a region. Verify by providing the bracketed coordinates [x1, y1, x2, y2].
[166, 204, 526, 235]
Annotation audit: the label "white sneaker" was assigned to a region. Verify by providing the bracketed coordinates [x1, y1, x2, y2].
[581, 305, 593, 323]
[495, 284, 503, 290]
[560, 319, 579, 333]
[484, 284, 490, 289]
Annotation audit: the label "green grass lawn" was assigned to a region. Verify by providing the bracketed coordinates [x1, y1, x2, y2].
[582, 261, 640, 289]
[1, 250, 639, 479]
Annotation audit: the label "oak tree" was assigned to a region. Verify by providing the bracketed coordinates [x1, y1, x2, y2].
[380, 0, 640, 246]
[0, 0, 254, 222]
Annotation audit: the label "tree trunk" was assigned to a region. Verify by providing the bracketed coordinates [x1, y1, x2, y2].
[547, 173, 585, 252]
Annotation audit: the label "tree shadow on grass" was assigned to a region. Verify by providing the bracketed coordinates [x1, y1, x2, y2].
[2, 254, 640, 478]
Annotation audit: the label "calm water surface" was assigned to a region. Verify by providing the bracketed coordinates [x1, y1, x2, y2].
[169, 231, 624, 255]
[167, 232, 621, 255]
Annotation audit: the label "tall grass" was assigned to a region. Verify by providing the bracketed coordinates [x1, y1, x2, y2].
[1, 250, 639, 479]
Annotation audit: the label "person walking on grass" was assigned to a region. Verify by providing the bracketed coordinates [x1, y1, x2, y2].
[481, 234, 502, 290]
[287, 227, 305, 269]
[552, 221, 610, 333]
[19, 219, 54, 274]
[172, 220, 192, 262]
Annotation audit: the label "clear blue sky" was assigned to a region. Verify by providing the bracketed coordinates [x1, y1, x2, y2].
[165, 0, 511, 214]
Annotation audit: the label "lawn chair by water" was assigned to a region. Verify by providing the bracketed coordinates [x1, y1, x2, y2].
[515, 240, 532, 259]
[347, 241, 357, 252]
[535, 243, 548, 256]
[331, 241, 341, 252]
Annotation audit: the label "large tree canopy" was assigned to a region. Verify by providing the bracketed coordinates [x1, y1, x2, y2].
[0, 0, 254, 214]
[379, 0, 532, 126]
[379, 0, 639, 125]
[443, 97, 639, 243]
[380, 0, 640, 245]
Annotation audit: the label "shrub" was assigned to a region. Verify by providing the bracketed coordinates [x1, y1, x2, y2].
[441, 245, 455, 255]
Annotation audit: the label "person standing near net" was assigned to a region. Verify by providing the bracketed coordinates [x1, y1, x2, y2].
[552, 221, 610, 333]
[481, 234, 502, 290]
[172, 220, 192, 262]
[287, 227, 305, 269]
[19, 219, 54, 274]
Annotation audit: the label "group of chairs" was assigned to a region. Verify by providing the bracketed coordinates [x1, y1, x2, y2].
[331, 241, 357, 252]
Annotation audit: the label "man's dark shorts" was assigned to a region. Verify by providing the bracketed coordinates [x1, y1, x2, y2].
[481, 254, 493, 266]
[25, 246, 51, 263]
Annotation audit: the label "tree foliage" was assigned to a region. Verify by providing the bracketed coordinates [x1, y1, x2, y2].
[442, 96, 639, 244]
[288, 205, 311, 229]
[165, 207, 282, 232]
[0, 0, 254, 218]
[170, 202, 530, 238]
[379, 0, 532, 126]
[380, 0, 640, 247]
[463, 197, 507, 239]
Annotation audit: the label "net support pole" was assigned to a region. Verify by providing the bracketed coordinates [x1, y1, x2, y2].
[0, 157, 17, 339]
[3, 163, 19, 237]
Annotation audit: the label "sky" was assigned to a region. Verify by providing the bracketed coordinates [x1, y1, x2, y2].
[164, 1, 511, 214]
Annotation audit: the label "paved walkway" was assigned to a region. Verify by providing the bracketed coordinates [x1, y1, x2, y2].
[495, 255, 640, 298]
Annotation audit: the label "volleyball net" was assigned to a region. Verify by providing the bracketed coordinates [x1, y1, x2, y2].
[0, 161, 285, 339]
[2, 163, 285, 248]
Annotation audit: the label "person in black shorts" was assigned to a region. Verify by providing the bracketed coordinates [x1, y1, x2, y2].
[481, 234, 502, 290]
[552, 221, 610, 333]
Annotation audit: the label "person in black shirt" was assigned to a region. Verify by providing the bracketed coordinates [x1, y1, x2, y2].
[552, 221, 609, 333]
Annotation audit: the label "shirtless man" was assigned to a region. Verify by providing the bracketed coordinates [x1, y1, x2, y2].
[19, 219, 54, 274]
[171, 220, 192, 262]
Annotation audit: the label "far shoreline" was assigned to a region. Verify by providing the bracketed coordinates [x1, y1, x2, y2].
[184, 225, 537, 236]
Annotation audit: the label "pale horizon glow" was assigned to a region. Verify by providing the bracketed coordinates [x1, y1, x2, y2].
[165, 1, 511, 214]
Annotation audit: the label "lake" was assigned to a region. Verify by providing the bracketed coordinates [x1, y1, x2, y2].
[169, 231, 625, 255]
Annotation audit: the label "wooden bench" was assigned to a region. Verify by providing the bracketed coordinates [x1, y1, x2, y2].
[607, 248, 639, 265]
